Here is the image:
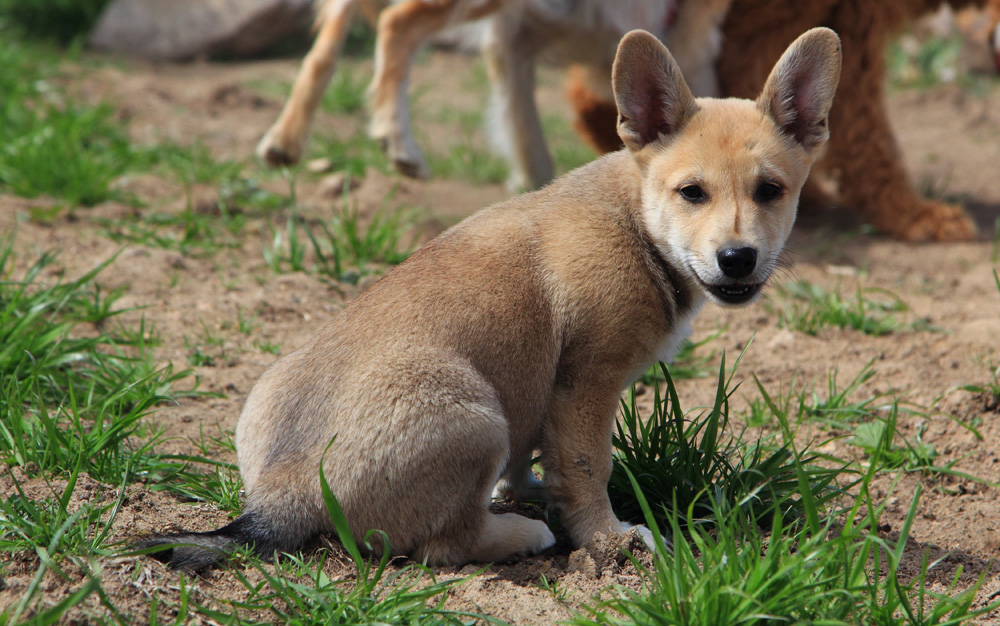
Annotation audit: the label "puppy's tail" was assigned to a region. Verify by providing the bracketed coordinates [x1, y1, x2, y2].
[137, 511, 283, 571]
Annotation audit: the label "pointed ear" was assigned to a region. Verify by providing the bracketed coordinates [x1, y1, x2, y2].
[612, 30, 698, 155]
[757, 27, 842, 153]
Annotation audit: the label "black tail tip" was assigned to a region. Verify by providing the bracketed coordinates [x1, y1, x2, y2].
[132, 534, 234, 572]
[132, 512, 282, 572]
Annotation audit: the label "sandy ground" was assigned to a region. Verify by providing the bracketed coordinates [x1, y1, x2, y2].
[1, 40, 999, 624]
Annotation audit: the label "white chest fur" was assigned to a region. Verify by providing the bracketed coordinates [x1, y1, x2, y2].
[626, 299, 705, 386]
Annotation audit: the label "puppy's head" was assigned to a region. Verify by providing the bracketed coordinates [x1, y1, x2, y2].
[613, 28, 841, 306]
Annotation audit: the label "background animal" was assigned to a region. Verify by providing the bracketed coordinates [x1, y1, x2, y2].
[568, 0, 998, 242]
[257, 0, 732, 190]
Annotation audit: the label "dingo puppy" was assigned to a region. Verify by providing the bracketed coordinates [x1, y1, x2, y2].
[145, 27, 841, 570]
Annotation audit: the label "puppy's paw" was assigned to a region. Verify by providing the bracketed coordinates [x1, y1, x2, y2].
[895, 201, 978, 242]
[531, 523, 558, 554]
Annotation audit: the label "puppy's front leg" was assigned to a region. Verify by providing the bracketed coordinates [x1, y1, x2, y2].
[543, 379, 637, 547]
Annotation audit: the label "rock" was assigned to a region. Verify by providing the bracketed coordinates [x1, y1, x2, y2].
[320, 171, 361, 198]
[307, 157, 335, 174]
[89, 0, 314, 61]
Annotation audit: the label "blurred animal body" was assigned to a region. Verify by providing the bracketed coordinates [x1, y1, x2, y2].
[256, 0, 733, 190]
[143, 28, 841, 570]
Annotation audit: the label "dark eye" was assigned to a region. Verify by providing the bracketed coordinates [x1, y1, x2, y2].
[679, 185, 707, 203]
[755, 182, 783, 203]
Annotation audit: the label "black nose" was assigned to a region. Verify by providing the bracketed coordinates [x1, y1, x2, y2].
[717, 247, 757, 279]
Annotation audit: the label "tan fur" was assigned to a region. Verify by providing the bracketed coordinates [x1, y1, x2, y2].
[257, 0, 733, 190]
[152, 28, 841, 569]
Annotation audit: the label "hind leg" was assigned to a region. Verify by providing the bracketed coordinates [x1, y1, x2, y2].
[258, 0, 359, 166]
[492, 453, 547, 502]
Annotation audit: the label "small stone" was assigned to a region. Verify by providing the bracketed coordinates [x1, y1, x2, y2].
[306, 157, 334, 174]
[320, 172, 361, 198]
[766, 329, 796, 349]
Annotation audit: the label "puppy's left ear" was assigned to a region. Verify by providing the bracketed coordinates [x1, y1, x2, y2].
[613, 30, 698, 159]
[758, 27, 842, 154]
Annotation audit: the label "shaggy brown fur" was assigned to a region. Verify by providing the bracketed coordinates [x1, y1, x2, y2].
[568, 0, 991, 242]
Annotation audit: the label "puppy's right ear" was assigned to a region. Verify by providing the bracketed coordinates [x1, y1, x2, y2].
[757, 27, 842, 154]
[613, 30, 698, 160]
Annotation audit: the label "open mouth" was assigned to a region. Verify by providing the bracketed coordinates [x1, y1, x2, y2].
[706, 282, 761, 305]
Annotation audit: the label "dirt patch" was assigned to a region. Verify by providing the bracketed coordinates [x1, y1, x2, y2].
[1, 45, 1000, 624]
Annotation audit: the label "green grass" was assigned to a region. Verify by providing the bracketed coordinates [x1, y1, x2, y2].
[429, 137, 510, 184]
[248, 70, 368, 118]
[585, 353, 1000, 625]
[264, 199, 416, 283]
[887, 34, 963, 89]
[0, 35, 140, 207]
[319, 68, 368, 116]
[579, 474, 997, 625]
[0, 241, 191, 421]
[310, 129, 393, 179]
[767, 279, 936, 336]
[848, 404, 940, 473]
[0, 242, 243, 568]
[99, 175, 293, 255]
[542, 113, 598, 175]
[155, 452, 485, 625]
[610, 354, 847, 529]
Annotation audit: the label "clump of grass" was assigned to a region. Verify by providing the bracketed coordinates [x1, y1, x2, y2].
[156, 141, 245, 187]
[578, 473, 998, 625]
[0, 34, 139, 207]
[798, 359, 884, 426]
[0, 468, 124, 556]
[421, 109, 509, 185]
[0, 242, 192, 415]
[587, 364, 999, 626]
[320, 68, 368, 115]
[0, 240, 235, 510]
[264, 200, 415, 283]
[847, 403, 951, 475]
[429, 140, 510, 185]
[961, 361, 1000, 413]
[609, 354, 847, 528]
[767, 279, 931, 336]
[0, 99, 135, 207]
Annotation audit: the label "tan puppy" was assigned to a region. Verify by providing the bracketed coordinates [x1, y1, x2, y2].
[145, 27, 841, 570]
